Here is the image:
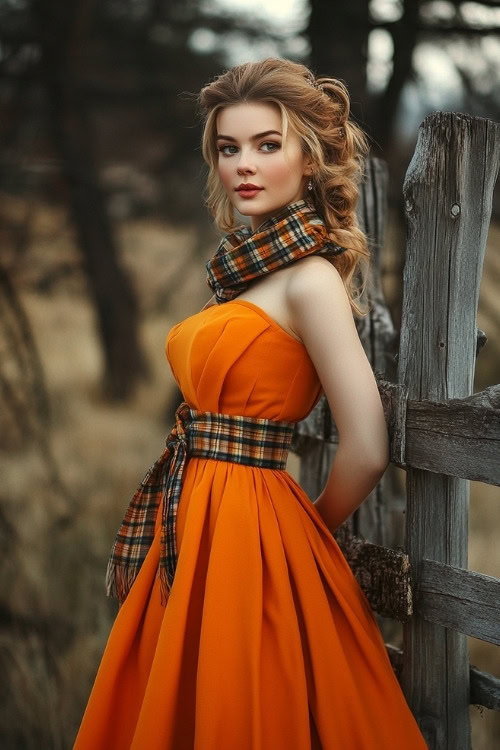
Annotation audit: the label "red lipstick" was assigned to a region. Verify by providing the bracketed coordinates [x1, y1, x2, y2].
[235, 183, 263, 199]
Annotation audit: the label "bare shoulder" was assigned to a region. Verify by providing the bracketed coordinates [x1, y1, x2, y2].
[285, 254, 360, 379]
[286, 255, 353, 322]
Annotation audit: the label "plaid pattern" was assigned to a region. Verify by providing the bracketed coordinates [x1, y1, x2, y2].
[206, 198, 347, 304]
[106, 401, 296, 606]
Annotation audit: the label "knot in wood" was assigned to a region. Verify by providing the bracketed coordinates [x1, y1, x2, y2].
[450, 203, 461, 218]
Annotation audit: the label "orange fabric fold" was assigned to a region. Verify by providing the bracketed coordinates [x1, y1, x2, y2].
[74, 301, 427, 749]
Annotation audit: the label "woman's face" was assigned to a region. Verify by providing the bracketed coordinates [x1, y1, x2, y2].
[216, 101, 312, 231]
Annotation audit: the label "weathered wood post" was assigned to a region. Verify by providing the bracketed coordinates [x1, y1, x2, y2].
[398, 112, 500, 749]
[354, 157, 400, 548]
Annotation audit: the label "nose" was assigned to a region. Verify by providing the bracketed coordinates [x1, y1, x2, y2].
[236, 149, 257, 175]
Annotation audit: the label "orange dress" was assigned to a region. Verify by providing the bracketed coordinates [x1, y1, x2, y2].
[74, 299, 427, 750]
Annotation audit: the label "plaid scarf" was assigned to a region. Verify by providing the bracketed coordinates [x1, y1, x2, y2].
[106, 401, 295, 605]
[206, 198, 347, 304]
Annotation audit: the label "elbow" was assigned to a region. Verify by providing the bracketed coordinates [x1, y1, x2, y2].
[358, 457, 388, 489]
[372, 455, 390, 477]
[368, 423, 391, 474]
[371, 443, 391, 475]
[368, 436, 390, 474]
[340, 435, 390, 476]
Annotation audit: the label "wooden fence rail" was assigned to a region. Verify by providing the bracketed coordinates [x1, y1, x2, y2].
[291, 112, 500, 750]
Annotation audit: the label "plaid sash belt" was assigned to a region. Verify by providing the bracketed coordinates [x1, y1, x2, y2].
[106, 400, 296, 605]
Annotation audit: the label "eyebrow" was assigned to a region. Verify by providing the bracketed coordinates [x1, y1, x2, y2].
[216, 130, 282, 142]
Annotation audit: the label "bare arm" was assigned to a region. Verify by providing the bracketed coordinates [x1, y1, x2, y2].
[287, 257, 389, 534]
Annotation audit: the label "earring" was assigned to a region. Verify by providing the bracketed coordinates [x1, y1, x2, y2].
[307, 179, 313, 191]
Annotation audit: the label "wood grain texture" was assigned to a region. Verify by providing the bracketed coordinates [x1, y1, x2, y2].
[335, 536, 413, 621]
[351, 158, 396, 545]
[388, 646, 500, 711]
[399, 111, 500, 750]
[381, 381, 500, 484]
[418, 559, 500, 645]
[405, 384, 500, 483]
[470, 666, 500, 711]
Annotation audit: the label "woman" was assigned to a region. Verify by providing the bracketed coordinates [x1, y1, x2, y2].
[74, 58, 428, 749]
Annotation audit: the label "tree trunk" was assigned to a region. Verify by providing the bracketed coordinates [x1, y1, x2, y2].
[370, 0, 421, 152]
[35, 0, 147, 399]
[306, 0, 370, 126]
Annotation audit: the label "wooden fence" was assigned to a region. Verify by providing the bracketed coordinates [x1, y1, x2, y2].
[291, 111, 500, 750]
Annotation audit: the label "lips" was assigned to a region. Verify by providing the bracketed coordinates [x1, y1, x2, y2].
[235, 183, 263, 199]
[236, 183, 262, 191]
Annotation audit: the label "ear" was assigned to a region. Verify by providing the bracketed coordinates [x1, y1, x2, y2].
[303, 155, 314, 176]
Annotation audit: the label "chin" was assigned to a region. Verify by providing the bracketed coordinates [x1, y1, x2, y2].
[236, 203, 276, 219]
[233, 206, 263, 221]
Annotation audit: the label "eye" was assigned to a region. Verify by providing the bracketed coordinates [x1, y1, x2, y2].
[217, 141, 280, 155]
[217, 144, 238, 155]
[260, 141, 280, 152]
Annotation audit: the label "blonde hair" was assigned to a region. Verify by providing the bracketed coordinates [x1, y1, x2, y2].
[198, 58, 371, 317]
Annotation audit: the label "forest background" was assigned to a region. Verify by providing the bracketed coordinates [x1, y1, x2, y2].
[0, 0, 499, 747]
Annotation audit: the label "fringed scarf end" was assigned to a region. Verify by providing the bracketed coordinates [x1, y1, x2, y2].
[105, 562, 139, 606]
[159, 566, 173, 607]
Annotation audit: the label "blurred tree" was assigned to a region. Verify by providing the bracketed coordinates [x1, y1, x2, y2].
[33, 0, 148, 400]
[307, 0, 370, 126]
[308, 0, 500, 153]
[0, 0, 222, 399]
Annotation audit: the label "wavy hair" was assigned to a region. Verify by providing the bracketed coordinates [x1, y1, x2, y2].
[198, 58, 371, 317]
